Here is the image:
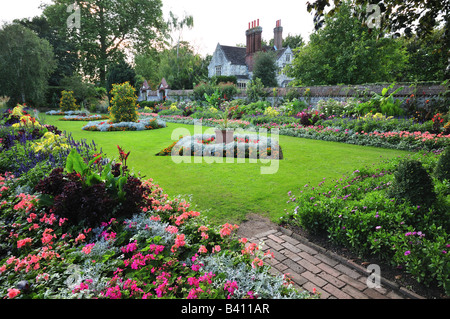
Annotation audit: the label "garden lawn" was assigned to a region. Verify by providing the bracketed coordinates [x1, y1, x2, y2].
[44, 116, 411, 225]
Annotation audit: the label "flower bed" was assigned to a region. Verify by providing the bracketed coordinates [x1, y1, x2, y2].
[82, 118, 167, 132]
[158, 133, 283, 159]
[45, 110, 87, 116]
[155, 113, 450, 152]
[280, 150, 450, 296]
[0, 163, 309, 300]
[258, 122, 450, 152]
[0, 106, 312, 300]
[60, 114, 110, 121]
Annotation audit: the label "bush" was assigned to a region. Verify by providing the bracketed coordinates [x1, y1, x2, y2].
[217, 82, 238, 101]
[193, 82, 215, 101]
[108, 82, 138, 123]
[435, 147, 450, 181]
[34, 147, 151, 228]
[389, 159, 436, 208]
[60, 90, 79, 112]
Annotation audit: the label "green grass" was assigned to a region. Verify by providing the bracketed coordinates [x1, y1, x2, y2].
[44, 116, 411, 225]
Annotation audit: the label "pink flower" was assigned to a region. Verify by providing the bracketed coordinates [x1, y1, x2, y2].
[198, 245, 208, 254]
[165, 225, 178, 234]
[7, 288, 20, 299]
[82, 243, 95, 254]
[219, 223, 239, 238]
[17, 237, 32, 248]
[75, 233, 86, 243]
[121, 241, 138, 254]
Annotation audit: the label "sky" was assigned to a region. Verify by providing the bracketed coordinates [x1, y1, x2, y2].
[0, 0, 317, 57]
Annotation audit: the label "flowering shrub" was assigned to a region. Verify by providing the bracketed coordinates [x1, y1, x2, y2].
[1, 108, 310, 299]
[281, 151, 449, 295]
[31, 132, 70, 154]
[108, 82, 139, 124]
[60, 90, 79, 112]
[263, 106, 280, 117]
[0, 168, 311, 299]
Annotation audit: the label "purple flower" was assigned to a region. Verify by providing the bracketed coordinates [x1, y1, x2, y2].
[375, 226, 382, 230]
[404, 250, 411, 256]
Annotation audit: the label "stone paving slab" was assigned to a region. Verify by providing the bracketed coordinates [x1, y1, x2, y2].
[245, 226, 426, 300]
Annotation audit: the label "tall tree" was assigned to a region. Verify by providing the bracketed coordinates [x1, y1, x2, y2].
[287, 2, 408, 85]
[14, 16, 78, 88]
[0, 23, 56, 106]
[269, 34, 304, 50]
[106, 59, 136, 99]
[252, 51, 278, 87]
[43, 0, 165, 86]
[158, 42, 209, 90]
[306, 0, 449, 76]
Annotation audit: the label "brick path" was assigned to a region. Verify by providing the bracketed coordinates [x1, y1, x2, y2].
[244, 226, 426, 299]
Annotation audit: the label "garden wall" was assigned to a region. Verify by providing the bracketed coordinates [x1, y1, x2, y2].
[146, 83, 446, 107]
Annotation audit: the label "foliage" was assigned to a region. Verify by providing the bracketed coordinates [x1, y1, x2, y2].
[0, 111, 310, 299]
[388, 159, 436, 208]
[59, 90, 79, 112]
[307, 0, 450, 55]
[355, 83, 405, 116]
[34, 146, 151, 228]
[193, 82, 215, 101]
[43, 0, 165, 85]
[252, 51, 278, 88]
[246, 78, 267, 102]
[282, 151, 449, 295]
[288, 2, 408, 86]
[82, 118, 166, 132]
[108, 82, 138, 123]
[158, 42, 210, 90]
[0, 23, 56, 106]
[435, 146, 450, 182]
[13, 16, 78, 106]
[106, 60, 137, 99]
[210, 75, 237, 85]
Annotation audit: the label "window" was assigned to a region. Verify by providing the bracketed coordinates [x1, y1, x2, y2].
[285, 54, 291, 62]
[215, 65, 222, 76]
[237, 81, 247, 89]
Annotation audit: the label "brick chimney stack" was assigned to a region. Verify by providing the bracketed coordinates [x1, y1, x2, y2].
[245, 19, 262, 71]
[274, 19, 283, 50]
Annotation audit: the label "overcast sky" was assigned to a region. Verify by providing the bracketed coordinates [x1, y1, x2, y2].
[0, 0, 316, 56]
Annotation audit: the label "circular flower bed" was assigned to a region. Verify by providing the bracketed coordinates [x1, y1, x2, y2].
[158, 133, 283, 159]
[82, 118, 167, 132]
[60, 114, 110, 121]
[46, 110, 86, 116]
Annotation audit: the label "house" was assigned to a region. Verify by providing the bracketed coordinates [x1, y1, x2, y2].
[208, 19, 294, 88]
[138, 78, 170, 102]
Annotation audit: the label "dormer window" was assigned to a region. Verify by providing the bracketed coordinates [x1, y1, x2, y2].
[285, 54, 291, 62]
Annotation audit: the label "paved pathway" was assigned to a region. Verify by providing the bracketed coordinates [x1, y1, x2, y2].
[238, 216, 425, 299]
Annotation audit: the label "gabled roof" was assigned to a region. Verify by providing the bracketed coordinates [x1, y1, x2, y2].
[220, 45, 247, 66]
[141, 80, 150, 91]
[159, 78, 169, 90]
